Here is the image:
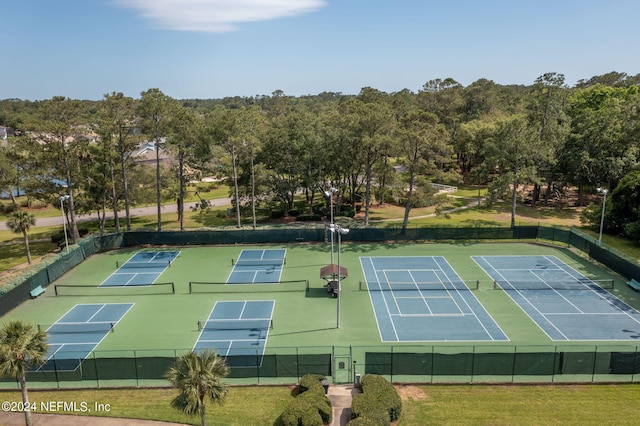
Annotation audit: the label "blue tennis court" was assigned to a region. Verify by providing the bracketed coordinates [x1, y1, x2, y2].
[36, 303, 133, 372]
[100, 251, 179, 287]
[227, 249, 286, 284]
[473, 255, 640, 341]
[360, 256, 508, 342]
[194, 300, 275, 367]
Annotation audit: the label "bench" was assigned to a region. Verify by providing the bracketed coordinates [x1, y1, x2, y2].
[627, 279, 640, 291]
[29, 285, 45, 298]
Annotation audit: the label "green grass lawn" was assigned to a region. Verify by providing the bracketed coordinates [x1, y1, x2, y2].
[1, 384, 639, 425]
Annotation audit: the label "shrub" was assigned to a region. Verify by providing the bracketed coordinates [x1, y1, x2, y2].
[281, 374, 332, 426]
[299, 391, 332, 424]
[271, 209, 285, 219]
[299, 373, 326, 394]
[296, 214, 322, 222]
[288, 209, 301, 217]
[350, 374, 401, 423]
[347, 408, 390, 426]
[335, 207, 356, 218]
[281, 398, 324, 426]
[51, 232, 66, 245]
[0, 203, 17, 214]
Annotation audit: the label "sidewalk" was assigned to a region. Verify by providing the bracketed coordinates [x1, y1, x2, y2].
[327, 384, 360, 426]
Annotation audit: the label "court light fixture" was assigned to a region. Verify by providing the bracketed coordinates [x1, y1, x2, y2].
[60, 195, 70, 254]
[330, 223, 349, 329]
[325, 187, 338, 264]
[596, 187, 608, 244]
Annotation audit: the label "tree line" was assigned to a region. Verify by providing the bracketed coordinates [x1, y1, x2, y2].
[1, 71, 640, 242]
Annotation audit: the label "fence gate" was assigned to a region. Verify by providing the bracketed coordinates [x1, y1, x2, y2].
[332, 346, 352, 384]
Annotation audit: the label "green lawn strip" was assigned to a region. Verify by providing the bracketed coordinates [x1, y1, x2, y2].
[1, 384, 639, 425]
[0, 386, 294, 426]
[0, 241, 59, 270]
[398, 384, 640, 425]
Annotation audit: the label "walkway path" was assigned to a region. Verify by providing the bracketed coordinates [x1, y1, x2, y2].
[327, 384, 361, 426]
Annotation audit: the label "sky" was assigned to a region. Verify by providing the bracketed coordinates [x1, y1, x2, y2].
[2, 0, 640, 101]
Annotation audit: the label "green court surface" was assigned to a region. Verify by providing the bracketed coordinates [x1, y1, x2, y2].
[2, 242, 639, 386]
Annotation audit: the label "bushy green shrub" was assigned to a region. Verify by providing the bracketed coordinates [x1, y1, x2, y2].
[271, 209, 285, 219]
[0, 202, 18, 214]
[335, 207, 355, 218]
[288, 209, 301, 217]
[299, 391, 332, 424]
[281, 374, 332, 426]
[296, 214, 322, 221]
[51, 232, 66, 245]
[347, 408, 390, 426]
[350, 374, 401, 423]
[299, 373, 326, 394]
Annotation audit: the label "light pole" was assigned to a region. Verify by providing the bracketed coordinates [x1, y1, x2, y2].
[597, 187, 608, 244]
[325, 187, 337, 264]
[60, 195, 70, 253]
[330, 223, 349, 328]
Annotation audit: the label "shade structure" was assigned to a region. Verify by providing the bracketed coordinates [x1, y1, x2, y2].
[320, 264, 348, 281]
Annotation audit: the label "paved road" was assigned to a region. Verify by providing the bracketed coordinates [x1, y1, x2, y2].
[0, 199, 231, 231]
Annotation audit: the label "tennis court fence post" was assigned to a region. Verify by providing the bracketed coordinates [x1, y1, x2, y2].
[134, 350, 139, 388]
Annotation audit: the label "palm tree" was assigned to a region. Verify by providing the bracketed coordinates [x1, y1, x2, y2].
[6, 210, 36, 264]
[0, 321, 48, 426]
[165, 350, 229, 426]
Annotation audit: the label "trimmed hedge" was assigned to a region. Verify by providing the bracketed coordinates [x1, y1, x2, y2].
[350, 374, 401, 424]
[299, 373, 326, 393]
[281, 373, 332, 426]
[296, 214, 322, 221]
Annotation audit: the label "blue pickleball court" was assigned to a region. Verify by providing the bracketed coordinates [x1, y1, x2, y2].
[100, 251, 179, 287]
[36, 303, 133, 372]
[227, 249, 285, 284]
[194, 300, 275, 367]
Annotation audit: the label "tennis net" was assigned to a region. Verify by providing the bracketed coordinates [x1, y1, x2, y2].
[197, 319, 273, 331]
[359, 280, 480, 291]
[493, 279, 615, 291]
[189, 280, 309, 294]
[116, 260, 172, 268]
[231, 258, 286, 267]
[38, 322, 115, 334]
[54, 282, 175, 296]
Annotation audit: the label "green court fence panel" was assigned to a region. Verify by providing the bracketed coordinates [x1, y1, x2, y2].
[432, 353, 474, 376]
[0, 280, 32, 316]
[94, 233, 124, 252]
[391, 353, 433, 376]
[610, 352, 640, 374]
[29, 268, 50, 290]
[513, 352, 558, 376]
[559, 352, 596, 375]
[46, 247, 85, 283]
[78, 234, 97, 257]
[472, 353, 516, 376]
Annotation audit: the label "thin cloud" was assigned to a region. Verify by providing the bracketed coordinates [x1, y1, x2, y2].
[112, 0, 328, 32]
